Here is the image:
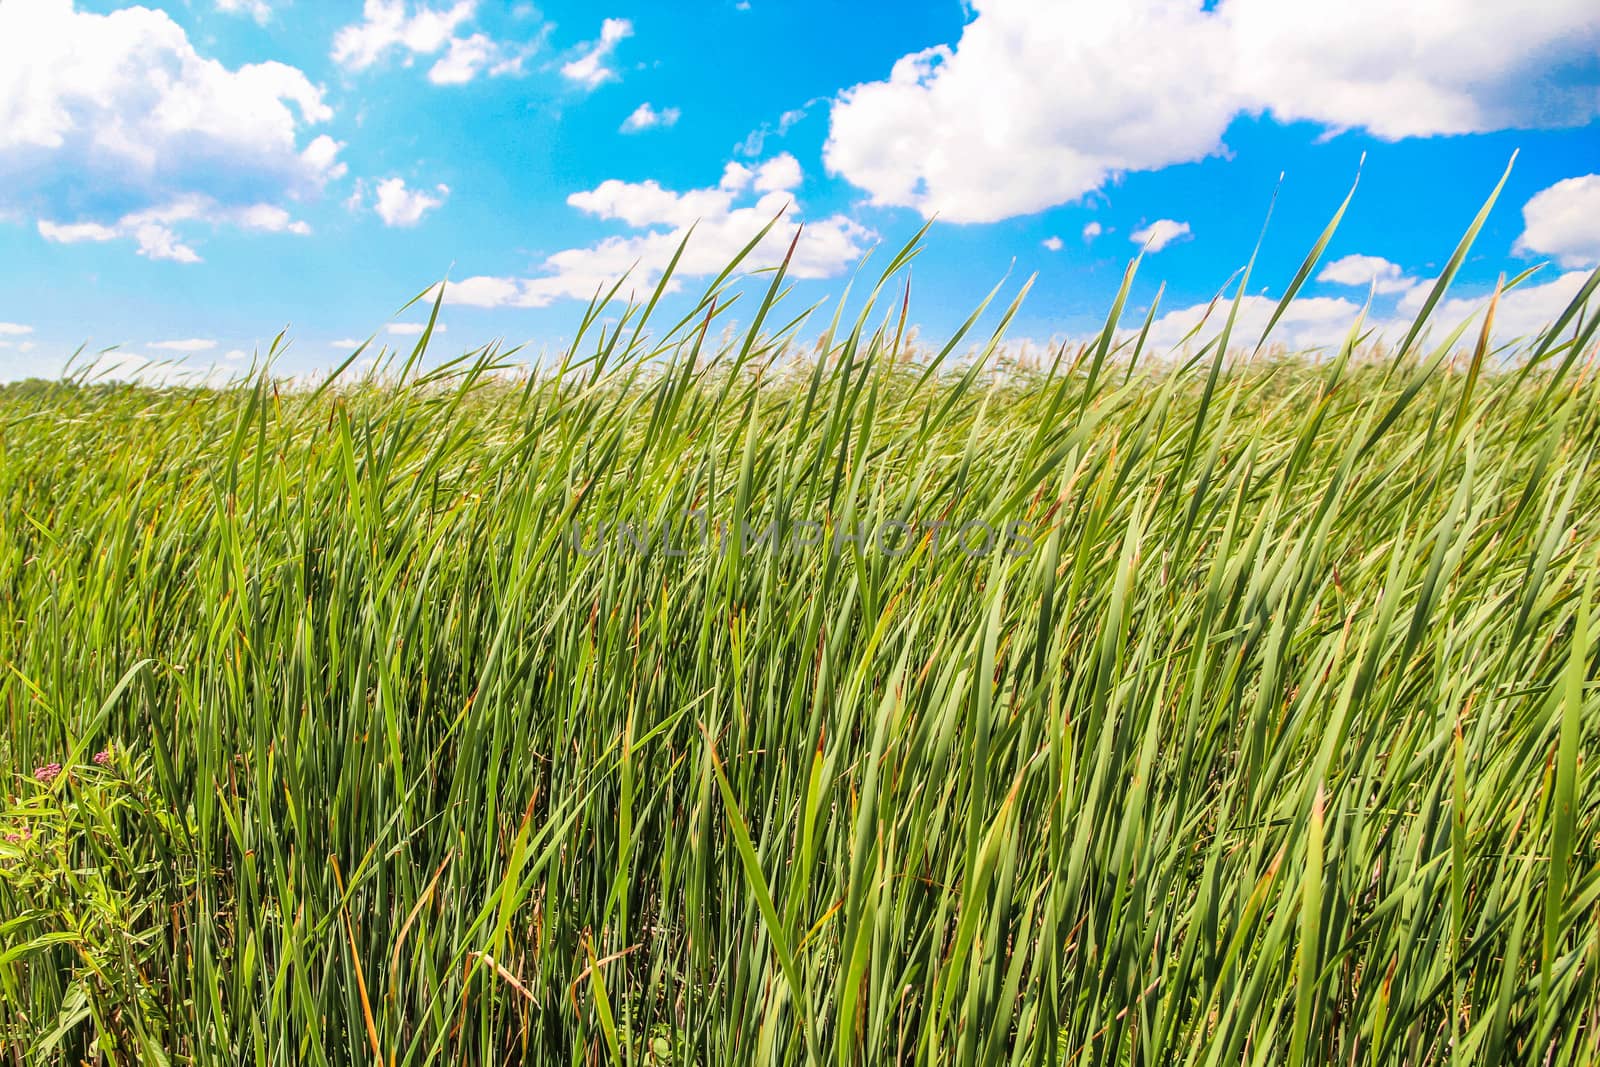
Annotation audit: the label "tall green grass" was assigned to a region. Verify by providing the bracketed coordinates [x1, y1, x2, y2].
[2, 192, 1599, 1064]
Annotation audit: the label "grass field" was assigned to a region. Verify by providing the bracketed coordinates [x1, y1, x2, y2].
[3, 199, 1600, 1065]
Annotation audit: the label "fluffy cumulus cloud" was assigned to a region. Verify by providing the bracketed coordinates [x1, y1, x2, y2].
[332, 0, 538, 85]
[1082, 221, 1104, 242]
[1152, 267, 1598, 357]
[37, 195, 314, 263]
[826, 0, 1600, 222]
[1042, 236, 1063, 252]
[1140, 294, 1367, 353]
[81, 350, 240, 389]
[751, 154, 803, 194]
[334, 0, 473, 67]
[216, 0, 273, 24]
[1399, 269, 1596, 343]
[373, 178, 449, 226]
[1139, 273, 1588, 356]
[149, 338, 217, 352]
[429, 34, 521, 85]
[824, 1, 1239, 223]
[1318, 254, 1417, 295]
[1, 0, 338, 261]
[1131, 219, 1191, 253]
[561, 18, 633, 90]
[0, 326, 37, 359]
[621, 103, 681, 133]
[1225, 0, 1600, 139]
[1514, 175, 1600, 268]
[444, 154, 873, 309]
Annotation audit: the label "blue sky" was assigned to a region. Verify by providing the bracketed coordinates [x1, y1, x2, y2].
[1, 0, 1598, 383]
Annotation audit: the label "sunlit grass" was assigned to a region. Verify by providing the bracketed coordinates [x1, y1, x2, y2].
[2, 176, 1599, 1065]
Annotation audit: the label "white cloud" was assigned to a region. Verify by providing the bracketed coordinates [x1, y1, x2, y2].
[567, 164, 751, 229]
[719, 163, 754, 191]
[38, 196, 312, 263]
[238, 203, 313, 235]
[621, 103, 682, 133]
[80, 350, 237, 388]
[1, 0, 340, 259]
[299, 135, 348, 182]
[1318, 253, 1416, 294]
[0, 323, 34, 336]
[1400, 269, 1595, 342]
[444, 155, 873, 309]
[1142, 293, 1367, 352]
[1042, 236, 1064, 252]
[332, 1, 537, 84]
[333, 0, 474, 69]
[561, 18, 633, 89]
[373, 178, 449, 226]
[40, 215, 201, 263]
[446, 277, 525, 307]
[332, 338, 367, 348]
[149, 338, 217, 352]
[825, 1, 1239, 223]
[825, 0, 1600, 222]
[562, 155, 802, 226]
[430, 33, 496, 84]
[1226, 0, 1600, 139]
[1106, 270, 1592, 359]
[1395, 278, 1440, 318]
[1082, 221, 1103, 242]
[1514, 175, 1600, 269]
[224, 349, 249, 361]
[753, 154, 804, 193]
[216, 0, 272, 24]
[38, 221, 121, 244]
[1356, 268, 1593, 349]
[388, 322, 447, 336]
[429, 32, 535, 84]
[1131, 219, 1191, 253]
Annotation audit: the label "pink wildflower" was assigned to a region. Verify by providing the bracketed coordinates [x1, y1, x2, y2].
[33, 763, 62, 784]
[93, 749, 112, 766]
